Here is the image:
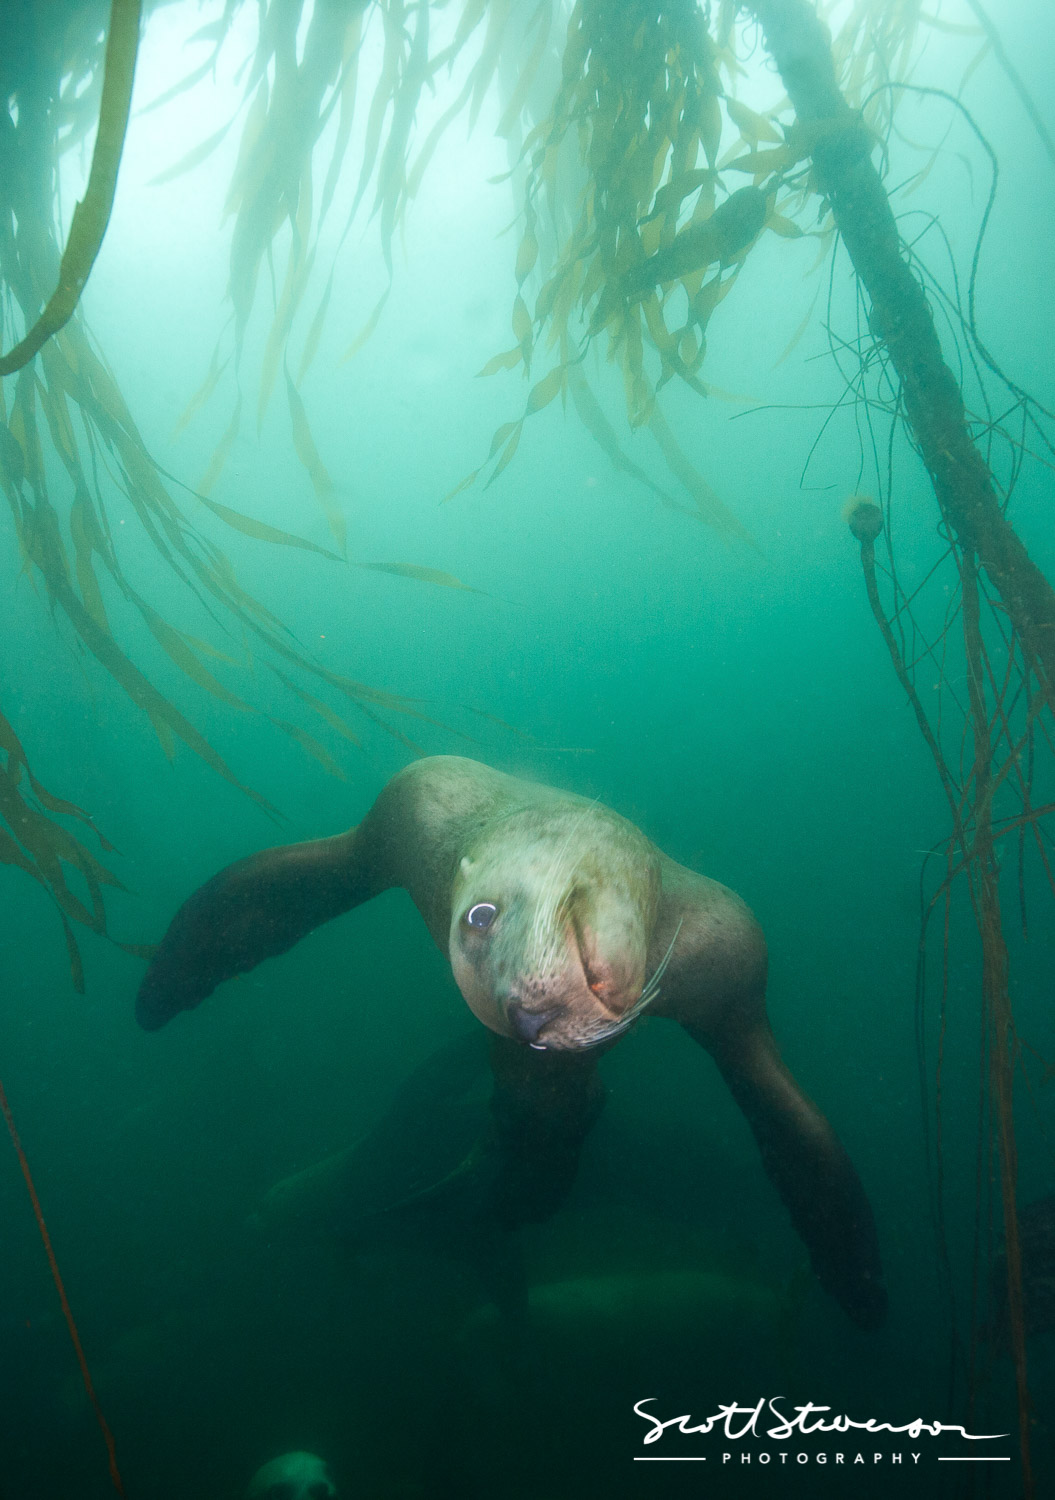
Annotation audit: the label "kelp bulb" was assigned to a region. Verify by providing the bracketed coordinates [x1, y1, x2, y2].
[844, 496, 884, 543]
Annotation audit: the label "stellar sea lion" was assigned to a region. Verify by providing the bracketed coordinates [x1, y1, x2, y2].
[136, 756, 886, 1328]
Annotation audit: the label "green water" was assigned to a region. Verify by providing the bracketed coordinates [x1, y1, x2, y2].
[2, 2, 1054, 1496]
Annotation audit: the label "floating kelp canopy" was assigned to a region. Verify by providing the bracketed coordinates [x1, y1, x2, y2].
[2, 8, 1054, 1494]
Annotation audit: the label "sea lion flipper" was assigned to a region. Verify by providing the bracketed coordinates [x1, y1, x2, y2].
[700, 1023, 887, 1330]
[136, 829, 373, 1030]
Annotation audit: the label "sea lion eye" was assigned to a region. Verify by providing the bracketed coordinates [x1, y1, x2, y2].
[466, 902, 498, 930]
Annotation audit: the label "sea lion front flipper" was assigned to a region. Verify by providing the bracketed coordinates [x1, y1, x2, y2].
[136, 829, 375, 1030]
[694, 1021, 887, 1331]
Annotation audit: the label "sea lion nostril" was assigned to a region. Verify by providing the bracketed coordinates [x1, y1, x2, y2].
[507, 1001, 559, 1044]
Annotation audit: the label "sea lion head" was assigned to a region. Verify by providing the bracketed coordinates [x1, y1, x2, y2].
[449, 801, 662, 1052]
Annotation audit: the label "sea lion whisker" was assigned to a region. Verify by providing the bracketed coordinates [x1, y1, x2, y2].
[624, 991, 656, 1023]
[590, 922, 683, 1038]
[577, 1020, 629, 1048]
[628, 919, 683, 1017]
[578, 951, 679, 1048]
[615, 987, 658, 1029]
[645, 918, 683, 989]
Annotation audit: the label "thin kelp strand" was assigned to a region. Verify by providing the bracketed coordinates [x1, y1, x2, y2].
[495, 2, 551, 139]
[270, 668, 363, 749]
[171, 343, 230, 439]
[318, 25, 364, 231]
[0, 710, 113, 848]
[285, 369, 345, 551]
[196, 492, 344, 561]
[0, 725, 123, 987]
[296, 269, 335, 385]
[257, 231, 316, 426]
[199, 395, 243, 497]
[149, 115, 237, 187]
[375, 0, 430, 271]
[348, 1, 405, 226]
[0, 1077, 126, 1495]
[267, 718, 348, 781]
[359, 562, 487, 594]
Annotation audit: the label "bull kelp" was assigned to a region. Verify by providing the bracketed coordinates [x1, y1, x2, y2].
[2, 3, 1054, 1498]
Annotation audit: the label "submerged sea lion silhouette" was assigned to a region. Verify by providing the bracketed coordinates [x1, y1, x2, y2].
[136, 756, 886, 1328]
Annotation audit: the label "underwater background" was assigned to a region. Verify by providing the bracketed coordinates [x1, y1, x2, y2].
[1, 1, 1054, 1496]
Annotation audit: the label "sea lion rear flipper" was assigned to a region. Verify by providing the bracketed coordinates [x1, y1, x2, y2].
[696, 1022, 887, 1331]
[136, 829, 374, 1030]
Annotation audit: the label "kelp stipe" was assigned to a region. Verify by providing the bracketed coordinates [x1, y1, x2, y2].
[0, 1076, 127, 1497]
[799, 0, 1055, 1478]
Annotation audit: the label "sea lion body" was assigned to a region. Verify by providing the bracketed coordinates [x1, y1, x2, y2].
[136, 756, 886, 1329]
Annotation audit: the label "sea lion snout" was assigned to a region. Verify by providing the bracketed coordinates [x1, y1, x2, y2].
[506, 1001, 562, 1045]
[447, 801, 660, 1050]
[452, 896, 650, 1050]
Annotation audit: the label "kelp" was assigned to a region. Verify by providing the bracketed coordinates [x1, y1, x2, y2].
[0, 709, 132, 993]
[963, 0, 1055, 171]
[171, 0, 554, 510]
[358, 560, 488, 594]
[1, 4, 1039, 982]
[459, 0, 814, 528]
[0, 0, 140, 377]
[160, 2, 962, 533]
[0, 1, 972, 975]
[462, 1, 996, 527]
[3, 16, 1053, 1492]
[850, 507, 1049, 1500]
[0, 0, 440, 973]
[744, 6, 1055, 1492]
[0, 312, 423, 788]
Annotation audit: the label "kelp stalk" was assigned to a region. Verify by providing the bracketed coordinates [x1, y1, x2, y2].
[746, 0, 1055, 714]
[853, 510, 1033, 1492]
[960, 555, 1031, 1497]
[0, 0, 141, 376]
[964, 0, 1055, 171]
[787, 0, 1041, 1481]
[0, 1075, 126, 1496]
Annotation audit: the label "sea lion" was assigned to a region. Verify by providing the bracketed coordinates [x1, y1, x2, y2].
[246, 1452, 336, 1500]
[136, 756, 886, 1329]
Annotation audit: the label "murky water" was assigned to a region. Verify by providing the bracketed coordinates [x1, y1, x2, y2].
[1, 2, 1053, 1496]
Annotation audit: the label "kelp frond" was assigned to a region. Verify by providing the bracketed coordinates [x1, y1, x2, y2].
[0, 709, 132, 992]
[0, 0, 442, 979]
[462, 0, 988, 525]
[0, 0, 140, 376]
[178, 0, 553, 507]
[460, 0, 780, 527]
